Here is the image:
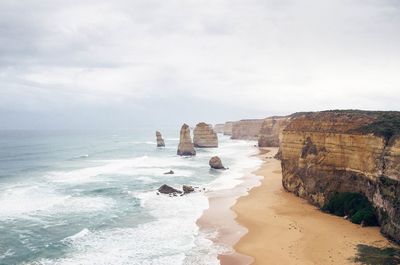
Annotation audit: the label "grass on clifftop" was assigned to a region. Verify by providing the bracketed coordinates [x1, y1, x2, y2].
[322, 192, 378, 226]
[355, 112, 400, 142]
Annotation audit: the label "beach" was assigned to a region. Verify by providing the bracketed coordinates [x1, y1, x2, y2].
[204, 147, 395, 265]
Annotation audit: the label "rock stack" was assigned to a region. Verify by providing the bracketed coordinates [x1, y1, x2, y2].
[193, 122, 218, 148]
[209, 156, 225, 169]
[156, 131, 165, 147]
[177, 124, 196, 156]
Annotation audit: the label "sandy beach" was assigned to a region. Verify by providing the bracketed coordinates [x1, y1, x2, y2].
[217, 147, 394, 265]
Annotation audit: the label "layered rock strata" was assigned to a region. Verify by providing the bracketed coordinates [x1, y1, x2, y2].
[156, 131, 165, 147]
[193, 122, 218, 148]
[214, 124, 225, 134]
[231, 119, 264, 140]
[177, 124, 196, 156]
[223, 122, 233, 136]
[258, 116, 290, 147]
[280, 110, 400, 243]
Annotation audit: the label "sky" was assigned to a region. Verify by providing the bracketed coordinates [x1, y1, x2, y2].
[0, 0, 399, 129]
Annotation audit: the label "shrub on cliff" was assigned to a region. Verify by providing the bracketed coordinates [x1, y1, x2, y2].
[322, 192, 378, 226]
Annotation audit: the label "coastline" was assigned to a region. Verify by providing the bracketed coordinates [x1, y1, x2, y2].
[199, 146, 396, 265]
[230, 148, 394, 265]
[196, 147, 268, 264]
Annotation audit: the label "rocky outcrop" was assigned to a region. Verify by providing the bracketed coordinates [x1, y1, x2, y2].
[231, 119, 264, 140]
[177, 124, 196, 156]
[223, 122, 233, 136]
[258, 116, 290, 147]
[209, 156, 225, 169]
[183, 185, 195, 194]
[280, 110, 400, 243]
[158, 184, 182, 195]
[156, 131, 165, 147]
[193, 122, 218, 148]
[214, 124, 225, 133]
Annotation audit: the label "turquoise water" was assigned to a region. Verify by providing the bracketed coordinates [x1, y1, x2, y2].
[0, 129, 260, 265]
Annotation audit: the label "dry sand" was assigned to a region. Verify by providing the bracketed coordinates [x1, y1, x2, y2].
[220, 148, 394, 265]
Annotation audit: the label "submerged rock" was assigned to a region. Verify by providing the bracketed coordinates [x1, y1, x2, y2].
[156, 131, 165, 147]
[164, 170, 174, 175]
[177, 124, 196, 156]
[158, 184, 182, 195]
[193, 122, 218, 148]
[209, 156, 225, 169]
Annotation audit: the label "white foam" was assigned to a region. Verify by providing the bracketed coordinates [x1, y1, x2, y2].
[0, 185, 114, 219]
[35, 192, 216, 265]
[48, 156, 198, 184]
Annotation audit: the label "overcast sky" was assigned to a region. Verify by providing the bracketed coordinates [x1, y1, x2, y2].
[0, 0, 399, 129]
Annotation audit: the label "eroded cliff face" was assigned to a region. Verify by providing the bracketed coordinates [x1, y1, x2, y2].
[214, 124, 225, 134]
[231, 119, 264, 140]
[280, 111, 400, 243]
[193, 122, 218, 148]
[223, 122, 233, 136]
[258, 116, 290, 147]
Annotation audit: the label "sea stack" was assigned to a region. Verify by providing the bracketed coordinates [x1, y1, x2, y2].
[177, 124, 196, 156]
[193, 122, 218, 148]
[209, 156, 225, 169]
[156, 131, 165, 147]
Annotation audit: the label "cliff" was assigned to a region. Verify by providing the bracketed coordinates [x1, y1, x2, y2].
[177, 124, 196, 156]
[231, 119, 264, 140]
[193, 122, 218, 148]
[223, 122, 233, 136]
[280, 110, 400, 243]
[214, 124, 225, 134]
[258, 116, 290, 147]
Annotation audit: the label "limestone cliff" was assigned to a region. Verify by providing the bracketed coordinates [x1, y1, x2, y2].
[213, 124, 225, 134]
[280, 110, 400, 243]
[177, 124, 196, 156]
[231, 119, 264, 140]
[258, 116, 290, 147]
[223, 122, 233, 136]
[193, 122, 218, 148]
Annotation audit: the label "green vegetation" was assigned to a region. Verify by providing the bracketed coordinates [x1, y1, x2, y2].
[353, 244, 400, 265]
[356, 112, 400, 142]
[322, 192, 378, 226]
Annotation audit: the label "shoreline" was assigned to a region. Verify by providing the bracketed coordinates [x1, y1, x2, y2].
[199, 147, 396, 265]
[196, 147, 268, 265]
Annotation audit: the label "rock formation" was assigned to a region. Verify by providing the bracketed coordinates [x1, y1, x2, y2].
[258, 116, 290, 147]
[183, 185, 195, 194]
[177, 124, 196, 156]
[223, 122, 233, 136]
[163, 170, 174, 175]
[158, 184, 182, 195]
[280, 110, 400, 243]
[214, 124, 225, 133]
[193, 122, 218, 148]
[231, 119, 264, 140]
[156, 131, 165, 147]
[209, 156, 225, 169]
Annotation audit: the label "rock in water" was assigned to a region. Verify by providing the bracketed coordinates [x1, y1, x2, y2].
[164, 170, 174, 175]
[156, 131, 165, 147]
[193, 122, 218, 148]
[209, 156, 225, 169]
[158, 184, 182, 194]
[177, 124, 196, 156]
[182, 185, 195, 194]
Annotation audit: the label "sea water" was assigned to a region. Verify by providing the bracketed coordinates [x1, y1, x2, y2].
[0, 129, 261, 265]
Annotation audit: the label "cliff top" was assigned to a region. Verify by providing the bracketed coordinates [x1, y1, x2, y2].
[286, 110, 400, 142]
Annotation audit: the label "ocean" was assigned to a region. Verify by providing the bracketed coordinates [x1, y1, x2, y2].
[0, 129, 261, 265]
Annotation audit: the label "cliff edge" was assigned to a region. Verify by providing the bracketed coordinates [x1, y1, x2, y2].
[280, 110, 400, 243]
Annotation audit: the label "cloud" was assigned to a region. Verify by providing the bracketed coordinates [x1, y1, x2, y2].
[0, 0, 399, 128]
